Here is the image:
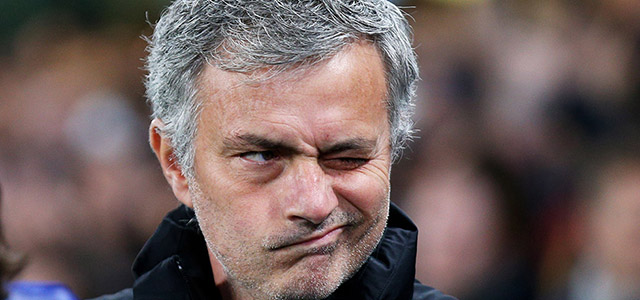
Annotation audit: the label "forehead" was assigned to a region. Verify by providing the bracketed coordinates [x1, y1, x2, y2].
[195, 42, 389, 147]
[198, 43, 386, 104]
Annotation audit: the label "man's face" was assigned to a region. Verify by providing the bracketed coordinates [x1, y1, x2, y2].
[190, 42, 391, 299]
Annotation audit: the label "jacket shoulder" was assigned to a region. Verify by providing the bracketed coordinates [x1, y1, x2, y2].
[86, 288, 133, 300]
[413, 280, 458, 300]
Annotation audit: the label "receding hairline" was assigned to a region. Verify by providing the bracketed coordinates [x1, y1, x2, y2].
[191, 39, 389, 112]
[144, 0, 419, 176]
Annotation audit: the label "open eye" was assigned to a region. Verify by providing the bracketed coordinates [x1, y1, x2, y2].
[240, 151, 278, 163]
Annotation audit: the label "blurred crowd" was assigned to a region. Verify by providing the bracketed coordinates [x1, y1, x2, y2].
[0, 0, 639, 299]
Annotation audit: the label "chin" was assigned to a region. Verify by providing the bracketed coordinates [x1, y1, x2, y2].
[272, 233, 382, 300]
[265, 273, 342, 300]
[257, 250, 358, 300]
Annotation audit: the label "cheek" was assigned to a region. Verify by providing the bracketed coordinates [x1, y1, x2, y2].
[192, 180, 274, 246]
[333, 167, 390, 215]
[195, 155, 269, 218]
[195, 197, 271, 254]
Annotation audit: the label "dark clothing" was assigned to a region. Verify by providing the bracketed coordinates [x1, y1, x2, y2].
[90, 203, 456, 300]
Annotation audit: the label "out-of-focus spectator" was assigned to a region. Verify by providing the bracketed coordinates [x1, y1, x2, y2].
[400, 154, 535, 300]
[0, 183, 81, 300]
[543, 144, 640, 300]
[0, 3, 176, 298]
[0, 184, 24, 299]
[0, 0, 639, 298]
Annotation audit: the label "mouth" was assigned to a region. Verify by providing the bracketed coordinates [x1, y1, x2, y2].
[270, 225, 347, 251]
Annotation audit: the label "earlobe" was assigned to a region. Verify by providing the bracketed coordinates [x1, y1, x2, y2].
[149, 118, 193, 208]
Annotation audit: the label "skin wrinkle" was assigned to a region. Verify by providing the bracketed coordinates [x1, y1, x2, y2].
[216, 120, 390, 188]
[262, 210, 364, 251]
[182, 42, 390, 300]
[148, 6, 413, 178]
[145, 2, 421, 298]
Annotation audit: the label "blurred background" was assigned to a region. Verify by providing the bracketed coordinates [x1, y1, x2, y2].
[0, 0, 639, 299]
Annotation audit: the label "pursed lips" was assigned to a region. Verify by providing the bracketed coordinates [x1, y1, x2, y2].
[268, 225, 347, 251]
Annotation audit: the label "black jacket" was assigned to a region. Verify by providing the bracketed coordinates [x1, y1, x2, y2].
[90, 203, 456, 300]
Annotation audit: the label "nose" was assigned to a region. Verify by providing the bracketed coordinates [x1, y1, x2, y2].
[284, 158, 338, 225]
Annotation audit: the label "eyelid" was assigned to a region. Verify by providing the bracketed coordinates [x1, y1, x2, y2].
[239, 150, 279, 163]
[321, 149, 372, 160]
[321, 156, 370, 170]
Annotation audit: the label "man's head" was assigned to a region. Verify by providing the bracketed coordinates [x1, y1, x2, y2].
[147, 1, 418, 299]
[146, 0, 418, 179]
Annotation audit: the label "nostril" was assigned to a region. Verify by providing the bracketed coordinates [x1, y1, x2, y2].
[289, 215, 323, 228]
[291, 196, 337, 225]
[283, 159, 339, 225]
[285, 187, 339, 225]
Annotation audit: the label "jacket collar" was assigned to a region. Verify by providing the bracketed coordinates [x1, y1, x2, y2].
[131, 205, 218, 299]
[131, 203, 419, 300]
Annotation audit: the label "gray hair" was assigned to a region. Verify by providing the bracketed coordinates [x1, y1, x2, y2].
[145, 0, 419, 179]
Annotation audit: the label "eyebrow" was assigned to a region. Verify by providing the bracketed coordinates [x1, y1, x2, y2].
[223, 134, 300, 154]
[223, 134, 378, 155]
[319, 138, 378, 155]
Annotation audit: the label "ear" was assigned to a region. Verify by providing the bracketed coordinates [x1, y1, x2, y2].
[149, 118, 193, 208]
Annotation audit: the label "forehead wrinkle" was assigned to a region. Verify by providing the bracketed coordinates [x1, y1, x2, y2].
[198, 65, 273, 116]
